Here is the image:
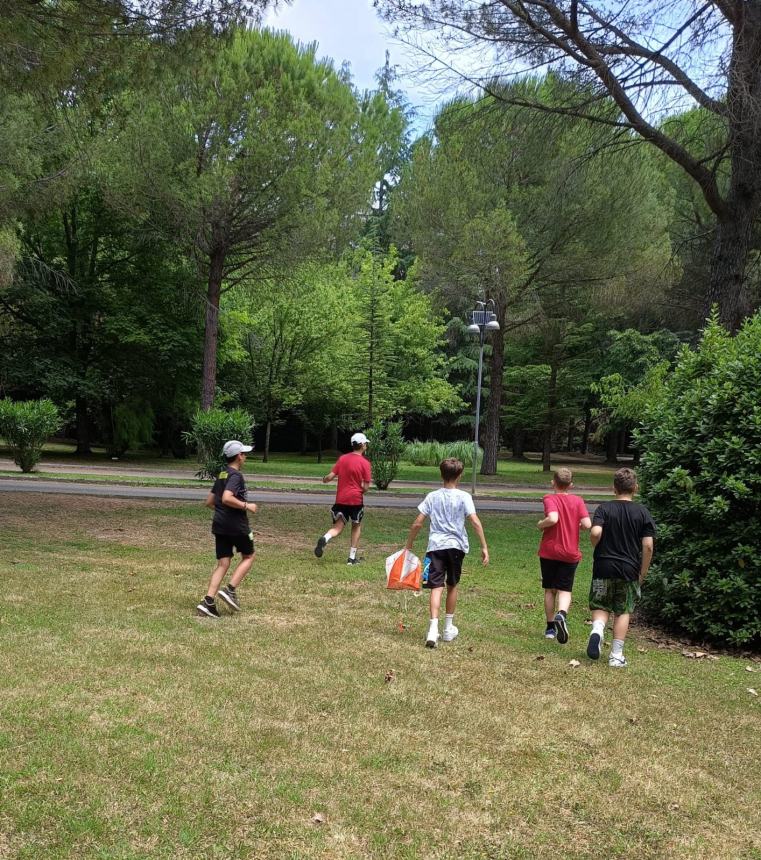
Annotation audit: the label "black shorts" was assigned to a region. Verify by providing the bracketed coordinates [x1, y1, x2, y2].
[215, 534, 255, 559]
[540, 557, 578, 591]
[424, 548, 465, 589]
[331, 504, 364, 525]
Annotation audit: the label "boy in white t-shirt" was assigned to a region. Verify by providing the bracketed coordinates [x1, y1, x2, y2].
[404, 458, 489, 647]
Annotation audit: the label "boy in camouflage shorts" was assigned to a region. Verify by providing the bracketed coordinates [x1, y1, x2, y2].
[587, 468, 655, 667]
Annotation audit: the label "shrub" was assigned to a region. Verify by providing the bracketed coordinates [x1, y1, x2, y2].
[183, 408, 255, 480]
[0, 398, 60, 472]
[366, 420, 405, 490]
[636, 313, 761, 646]
[404, 439, 483, 468]
[105, 400, 155, 458]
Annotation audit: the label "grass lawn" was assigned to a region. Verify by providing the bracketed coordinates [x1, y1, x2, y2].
[1, 495, 758, 860]
[0, 444, 618, 488]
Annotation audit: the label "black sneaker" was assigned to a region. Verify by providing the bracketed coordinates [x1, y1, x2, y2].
[314, 536, 326, 558]
[197, 600, 220, 618]
[218, 587, 240, 612]
[346, 557, 361, 565]
[554, 612, 569, 644]
[587, 631, 602, 660]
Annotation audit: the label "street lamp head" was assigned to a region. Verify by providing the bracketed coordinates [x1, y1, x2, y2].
[466, 323, 481, 334]
[485, 319, 500, 331]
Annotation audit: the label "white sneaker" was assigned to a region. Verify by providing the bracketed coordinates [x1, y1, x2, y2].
[425, 630, 440, 648]
[608, 653, 628, 668]
[442, 625, 459, 642]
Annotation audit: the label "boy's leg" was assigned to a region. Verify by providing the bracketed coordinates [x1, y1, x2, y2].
[544, 588, 556, 621]
[442, 584, 459, 641]
[426, 586, 444, 647]
[315, 515, 345, 557]
[347, 521, 362, 562]
[206, 556, 231, 598]
[587, 609, 609, 660]
[228, 553, 255, 589]
[556, 590, 572, 613]
[553, 590, 572, 644]
[609, 612, 631, 667]
[197, 553, 231, 617]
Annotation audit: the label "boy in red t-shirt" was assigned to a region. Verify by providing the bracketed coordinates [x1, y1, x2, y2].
[314, 432, 372, 565]
[536, 467, 592, 643]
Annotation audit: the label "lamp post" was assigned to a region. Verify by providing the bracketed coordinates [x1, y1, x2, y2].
[466, 299, 500, 496]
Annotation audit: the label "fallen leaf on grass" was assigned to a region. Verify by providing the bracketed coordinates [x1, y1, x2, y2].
[384, 670, 396, 683]
[522, 603, 536, 609]
[669, 803, 680, 812]
[568, 659, 581, 668]
[637, 647, 647, 653]
[628, 717, 638, 724]
[535, 655, 545, 661]
[396, 622, 407, 632]
[682, 650, 718, 660]
[311, 813, 326, 825]
[747, 688, 758, 697]
[745, 666, 759, 673]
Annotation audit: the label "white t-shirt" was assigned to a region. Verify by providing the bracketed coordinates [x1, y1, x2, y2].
[418, 488, 476, 554]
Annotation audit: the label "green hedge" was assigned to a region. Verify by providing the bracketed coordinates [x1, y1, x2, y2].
[0, 398, 60, 472]
[404, 439, 482, 467]
[637, 314, 761, 646]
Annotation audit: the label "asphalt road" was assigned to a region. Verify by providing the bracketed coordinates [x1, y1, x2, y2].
[0, 479, 549, 513]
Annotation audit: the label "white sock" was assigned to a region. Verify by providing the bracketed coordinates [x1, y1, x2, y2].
[444, 613, 455, 630]
[349, 546, 357, 560]
[323, 532, 332, 544]
[428, 618, 439, 637]
[611, 638, 624, 656]
[591, 619, 605, 638]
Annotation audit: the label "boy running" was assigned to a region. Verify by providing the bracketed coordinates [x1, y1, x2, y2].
[587, 467, 655, 667]
[537, 467, 592, 643]
[196, 440, 256, 618]
[404, 458, 489, 648]
[314, 432, 372, 565]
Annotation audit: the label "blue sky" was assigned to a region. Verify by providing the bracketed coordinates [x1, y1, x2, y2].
[264, 0, 471, 131]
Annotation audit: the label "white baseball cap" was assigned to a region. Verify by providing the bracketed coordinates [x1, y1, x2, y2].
[222, 440, 253, 457]
[350, 432, 368, 445]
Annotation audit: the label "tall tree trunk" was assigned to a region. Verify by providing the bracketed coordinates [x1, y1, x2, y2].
[605, 430, 618, 465]
[480, 307, 505, 476]
[706, 7, 761, 331]
[581, 407, 592, 454]
[617, 429, 627, 459]
[201, 248, 225, 411]
[566, 418, 575, 453]
[510, 428, 525, 460]
[75, 396, 91, 455]
[263, 419, 271, 464]
[330, 423, 338, 452]
[300, 425, 308, 455]
[542, 364, 558, 472]
[317, 432, 323, 464]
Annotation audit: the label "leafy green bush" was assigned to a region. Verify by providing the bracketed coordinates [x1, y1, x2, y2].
[105, 400, 155, 458]
[183, 408, 255, 480]
[0, 398, 60, 472]
[366, 420, 405, 490]
[404, 439, 483, 468]
[637, 313, 761, 646]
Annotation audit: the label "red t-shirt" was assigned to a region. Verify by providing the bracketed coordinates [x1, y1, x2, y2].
[333, 453, 372, 506]
[538, 493, 590, 563]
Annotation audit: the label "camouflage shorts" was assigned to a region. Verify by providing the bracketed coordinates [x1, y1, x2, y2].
[588, 578, 641, 615]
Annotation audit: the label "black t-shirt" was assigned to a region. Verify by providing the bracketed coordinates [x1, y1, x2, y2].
[592, 500, 656, 581]
[211, 467, 250, 536]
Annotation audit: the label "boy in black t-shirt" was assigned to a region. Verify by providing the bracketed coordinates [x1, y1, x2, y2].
[587, 467, 655, 667]
[196, 440, 257, 618]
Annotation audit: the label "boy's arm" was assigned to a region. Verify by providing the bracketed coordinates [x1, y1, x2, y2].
[468, 513, 489, 565]
[221, 489, 255, 512]
[322, 470, 337, 484]
[639, 536, 654, 583]
[204, 491, 216, 510]
[590, 525, 603, 547]
[580, 516, 592, 530]
[404, 513, 427, 551]
[537, 511, 559, 530]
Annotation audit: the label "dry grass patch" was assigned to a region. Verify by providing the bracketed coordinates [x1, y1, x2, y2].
[0, 492, 759, 860]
